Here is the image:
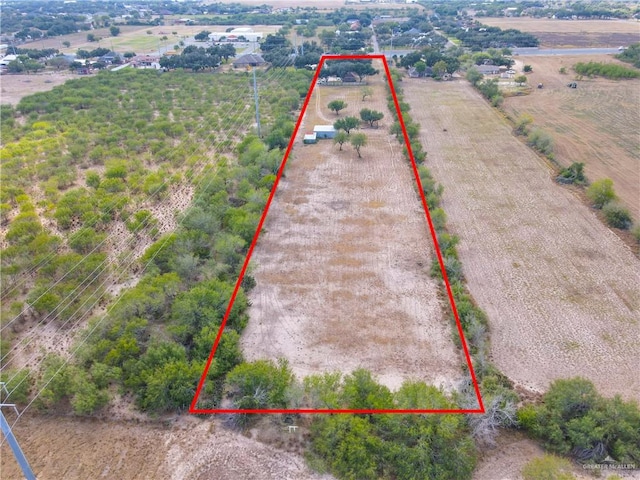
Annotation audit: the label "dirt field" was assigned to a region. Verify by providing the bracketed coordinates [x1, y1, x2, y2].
[404, 78, 640, 402]
[240, 65, 464, 393]
[0, 72, 77, 105]
[0, 413, 333, 480]
[473, 430, 640, 480]
[479, 18, 640, 48]
[503, 54, 640, 219]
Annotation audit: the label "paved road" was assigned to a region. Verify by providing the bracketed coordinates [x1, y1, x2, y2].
[513, 47, 622, 56]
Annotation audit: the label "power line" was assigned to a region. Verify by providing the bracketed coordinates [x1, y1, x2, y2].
[1, 383, 36, 480]
[1, 54, 298, 404]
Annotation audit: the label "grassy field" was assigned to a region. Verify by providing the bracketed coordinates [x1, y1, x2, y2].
[405, 77, 640, 402]
[20, 24, 283, 56]
[505, 54, 640, 219]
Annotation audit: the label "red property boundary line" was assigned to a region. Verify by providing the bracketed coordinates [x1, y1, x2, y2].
[190, 54, 485, 415]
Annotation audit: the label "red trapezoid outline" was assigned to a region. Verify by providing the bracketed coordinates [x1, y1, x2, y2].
[190, 54, 485, 415]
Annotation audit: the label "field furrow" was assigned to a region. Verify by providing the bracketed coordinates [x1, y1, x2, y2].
[405, 78, 640, 401]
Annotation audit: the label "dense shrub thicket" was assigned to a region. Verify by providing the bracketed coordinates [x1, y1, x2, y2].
[1, 67, 314, 413]
[574, 61, 640, 79]
[616, 43, 640, 68]
[223, 361, 478, 479]
[518, 378, 640, 465]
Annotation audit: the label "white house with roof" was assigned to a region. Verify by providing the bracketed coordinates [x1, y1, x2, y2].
[209, 28, 263, 42]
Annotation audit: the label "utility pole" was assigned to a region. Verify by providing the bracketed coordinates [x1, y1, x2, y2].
[1, 383, 36, 480]
[252, 66, 261, 137]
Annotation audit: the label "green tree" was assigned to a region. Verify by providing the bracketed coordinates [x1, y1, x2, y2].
[311, 415, 381, 480]
[586, 178, 616, 208]
[466, 67, 483, 85]
[515, 113, 534, 135]
[333, 130, 349, 150]
[518, 377, 640, 463]
[515, 75, 528, 86]
[87, 33, 97, 42]
[328, 99, 348, 115]
[225, 359, 294, 409]
[360, 86, 373, 101]
[433, 60, 448, 77]
[359, 108, 384, 128]
[62, 41, 71, 48]
[194, 30, 211, 41]
[49, 56, 71, 70]
[334, 116, 360, 134]
[415, 60, 427, 76]
[603, 202, 632, 229]
[522, 455, 576, 480]
[350, 132, 367, 158]
[110, 26, 121, 37]
[524, 64, 533, 73]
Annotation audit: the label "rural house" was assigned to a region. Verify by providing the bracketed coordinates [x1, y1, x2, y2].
[99, 51, 122, 65]
[232, 53, 266, 68]
[342, 71, 359, 83]
[475, 64, 500, 75]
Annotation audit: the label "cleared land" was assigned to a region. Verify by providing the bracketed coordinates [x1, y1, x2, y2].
[404, 78, 640, 401]
[0, 72, 77, 105]
[479, 18, 640, 48]
[504, 54, 640, 219]
[241, 67, 463, 392]
[0, 414, 333, 480]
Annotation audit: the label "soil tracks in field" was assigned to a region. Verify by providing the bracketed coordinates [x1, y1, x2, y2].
[241, 70, 462, 392]
[405, 79, 640, 401]
[0, 415, 332, 480]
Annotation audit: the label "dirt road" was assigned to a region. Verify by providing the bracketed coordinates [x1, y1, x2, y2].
[404, 78, 640, 401]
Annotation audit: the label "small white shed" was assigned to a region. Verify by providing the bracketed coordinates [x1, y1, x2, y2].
[313, 125, 336, 139]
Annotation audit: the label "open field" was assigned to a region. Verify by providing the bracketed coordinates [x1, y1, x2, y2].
[20, 24, 282, 56]
[207, 0, 416, 9]
[472, 430, 640, 480]
[0, 71, 78, 105]
[479, 17, 640, 48]
[0, 414, 332, 480]
[241, 65, 463, 392]
[404, 78, 640, 402]
[505, 54, 640, 219]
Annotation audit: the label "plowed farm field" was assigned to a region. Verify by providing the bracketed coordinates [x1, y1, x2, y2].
[404, 78, 640, 401]
[503, 54, 640, 219]
[240, 67, 463, 392]
[479, 18, 640, 48]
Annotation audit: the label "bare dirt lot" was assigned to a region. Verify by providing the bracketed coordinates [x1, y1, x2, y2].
[0, 413, 333, 480]
[0, 72, 77, 105]
[404, 78, 640, 402]
[241, 66, 464, 393]
[504, 54, 640, 219]
[479, 18, 640, 48]
[472, 430, 640, 480]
